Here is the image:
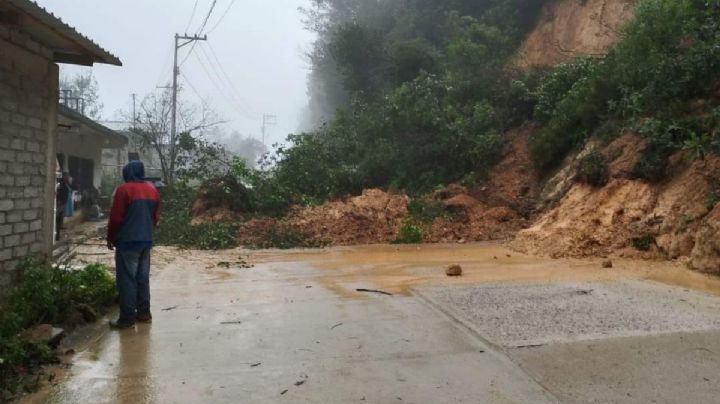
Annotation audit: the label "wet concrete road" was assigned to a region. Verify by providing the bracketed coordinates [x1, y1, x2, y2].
[43, 244, 720, 403]
[46, 245, 558, 403]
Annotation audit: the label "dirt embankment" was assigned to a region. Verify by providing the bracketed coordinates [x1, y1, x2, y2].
[286, 189, 410, 245]
[516, 0, 638, 67]
[512, 133, 720, 275]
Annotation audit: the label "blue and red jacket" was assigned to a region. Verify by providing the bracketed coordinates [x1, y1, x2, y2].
[107, 161, 161, 251]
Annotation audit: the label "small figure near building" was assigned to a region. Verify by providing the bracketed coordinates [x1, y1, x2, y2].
[55, 172, 71, 241]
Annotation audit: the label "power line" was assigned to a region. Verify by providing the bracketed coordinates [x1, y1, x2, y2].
[179, 41, 199, 67]
[196, 0, 218, 35]
[179, 71, 209, 107]
[207, 0, 237, 34]
[155, 49, 174, 87]
[191, 48, 256, 121]
[177, 0, 218, 67]
[195, 44, 256, 118]
[184, 0, 200, 33]
[201, 41, 257, 115]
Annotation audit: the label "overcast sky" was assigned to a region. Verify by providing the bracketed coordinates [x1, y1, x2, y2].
[37, 0, 315, 146]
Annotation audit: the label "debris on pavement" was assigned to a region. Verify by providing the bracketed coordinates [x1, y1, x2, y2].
[331, 322, 344, 330]
[446, 264, 463, 277]
[220, 321, 243, 325]
[162, 306, 178, 311]
[295, 375, 309, 386]
[215, 258, 254, 269]
[280, 389, 288, 395]
[250, 362, 262, 368]
[356, 288, 393, 296]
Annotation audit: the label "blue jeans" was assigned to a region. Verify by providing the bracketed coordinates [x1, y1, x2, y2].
[115, 249, 151, 323]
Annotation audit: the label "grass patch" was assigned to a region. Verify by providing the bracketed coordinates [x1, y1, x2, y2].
[391, 222, 424, 244]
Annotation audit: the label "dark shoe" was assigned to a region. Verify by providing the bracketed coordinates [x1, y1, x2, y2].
[109, 319, 135, 329]
[137, 312, 152, 324]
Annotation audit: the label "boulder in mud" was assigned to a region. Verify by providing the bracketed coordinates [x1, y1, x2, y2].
[446, 264, 463, 277]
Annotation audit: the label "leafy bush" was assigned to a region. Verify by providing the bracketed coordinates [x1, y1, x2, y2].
[532, 59, 598, 122]
[0, 259, 116, 397]
[632, 141, 674, 182]
[154, 184, 239, 250]
[576, 150, 610, 186]
[391, 222, 424, 244]
[407, 199, 449, 224]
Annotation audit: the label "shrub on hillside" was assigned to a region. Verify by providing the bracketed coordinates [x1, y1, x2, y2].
[530, 0, 720, 172]
[576, 150, 610, 187]
[391, 222, 424, 244]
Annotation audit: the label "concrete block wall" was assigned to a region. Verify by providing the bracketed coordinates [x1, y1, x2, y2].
[0, 34, 58, 291]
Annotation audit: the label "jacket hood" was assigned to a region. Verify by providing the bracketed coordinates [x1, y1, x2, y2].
[123, 160, 146, 182]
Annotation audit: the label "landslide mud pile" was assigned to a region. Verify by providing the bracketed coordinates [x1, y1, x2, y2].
[286, 189, 410, 245]
[512, 133, 720, 274]
[190, 176, 251, 225]
[516, 0, 638, 67]
[422, 187, 527, 244]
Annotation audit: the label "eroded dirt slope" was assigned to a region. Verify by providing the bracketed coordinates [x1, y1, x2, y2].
[516, 0, 638, 67]
[513, 133, 720, 274]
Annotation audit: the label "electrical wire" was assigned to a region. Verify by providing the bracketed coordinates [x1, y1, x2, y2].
[194, 50, 255, 120]
[184, 0, 200, 33]
[196, 0, 218, 35]
[177, 0, 219, 68]
[192, 49, 257, 121]
[206, 0, 237, 34]
[179, 71, 209, 107]
[155, 49, 174, 87]
[200, 41, 257, 115]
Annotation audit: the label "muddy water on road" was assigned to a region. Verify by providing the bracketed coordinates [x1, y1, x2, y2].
[249, 242, 720, 297]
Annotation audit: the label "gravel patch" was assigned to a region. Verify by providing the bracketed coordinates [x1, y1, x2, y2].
[420, 280, 720, 347]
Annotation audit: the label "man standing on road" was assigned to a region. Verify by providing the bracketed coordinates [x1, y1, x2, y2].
[107, 161, 161, 329]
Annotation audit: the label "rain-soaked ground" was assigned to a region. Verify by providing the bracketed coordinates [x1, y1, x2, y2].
[24, 243, 720, 403]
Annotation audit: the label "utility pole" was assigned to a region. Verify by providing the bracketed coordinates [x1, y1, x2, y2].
[131, 93, 137, 130]
[261, 114, 277, 147]
[171, 33, 207, 148]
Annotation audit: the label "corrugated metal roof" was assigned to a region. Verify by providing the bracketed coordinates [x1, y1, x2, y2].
[58, 104, 128, 147]
[2, 0, 121, 66]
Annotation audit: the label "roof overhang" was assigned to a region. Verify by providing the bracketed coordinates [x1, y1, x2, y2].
[0, 0, 121, 66]
[58, 104, 127, 148]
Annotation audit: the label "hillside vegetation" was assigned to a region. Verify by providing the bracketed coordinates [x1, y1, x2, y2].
[162, 0, 720, 271]
[268, 0, 718, 203]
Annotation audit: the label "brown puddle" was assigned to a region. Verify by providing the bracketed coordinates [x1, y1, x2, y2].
[253, 243, 720, 298]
